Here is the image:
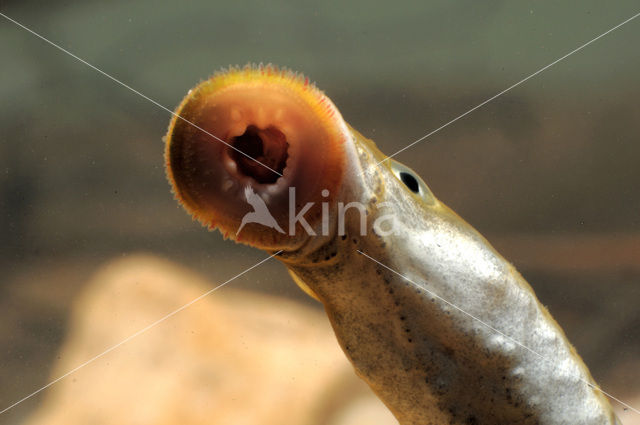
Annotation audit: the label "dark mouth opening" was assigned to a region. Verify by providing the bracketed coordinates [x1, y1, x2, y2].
[231, 125, 289, 184]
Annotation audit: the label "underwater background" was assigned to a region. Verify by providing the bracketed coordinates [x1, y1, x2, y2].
[1, 0, 639, 423]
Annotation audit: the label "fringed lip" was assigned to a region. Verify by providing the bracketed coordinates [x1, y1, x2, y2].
[165, 64, 349, 250]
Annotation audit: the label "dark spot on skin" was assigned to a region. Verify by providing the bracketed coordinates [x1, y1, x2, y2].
[466, 415, 478, 425]
[324, 256, 330, 261]
[405, 328, 410, 333]
[400, 316, 406, 321]
[352, 238, 358, 244]
[341, 234, 347, 240]
[407, 338, 412, 343]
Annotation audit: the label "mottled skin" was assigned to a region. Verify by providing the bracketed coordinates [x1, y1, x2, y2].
[279, 127, 620, 424]
[165, 66, 620, 425]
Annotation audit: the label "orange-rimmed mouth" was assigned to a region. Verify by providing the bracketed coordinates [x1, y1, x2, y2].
[165, 65, 348, 249]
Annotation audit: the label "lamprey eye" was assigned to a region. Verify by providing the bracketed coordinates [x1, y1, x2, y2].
[399, 171, 419, 193]
[389, 159, 436, 204]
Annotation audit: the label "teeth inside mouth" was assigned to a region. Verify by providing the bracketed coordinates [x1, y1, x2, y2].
[230, 125, 289, 184]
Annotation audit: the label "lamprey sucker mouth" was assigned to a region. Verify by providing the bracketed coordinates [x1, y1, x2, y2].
[165, 65, 349, 249]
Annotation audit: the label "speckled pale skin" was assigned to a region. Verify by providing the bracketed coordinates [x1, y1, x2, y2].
[165, 66, 621, 425]
[280, 127, 620, 425]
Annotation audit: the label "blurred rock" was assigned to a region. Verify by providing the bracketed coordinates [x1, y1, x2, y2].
[24, 254, 397, 425]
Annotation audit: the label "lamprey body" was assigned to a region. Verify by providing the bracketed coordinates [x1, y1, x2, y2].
[165, 65, 620, 425]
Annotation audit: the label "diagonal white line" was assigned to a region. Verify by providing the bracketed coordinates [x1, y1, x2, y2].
[0, 250, 282, 416]
[372, 10, 640, 169]
[356, 249, 640, 415]
[0, 12, 282, 178]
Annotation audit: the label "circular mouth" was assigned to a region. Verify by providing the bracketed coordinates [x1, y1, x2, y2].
[165, 65, 348, 249]
[231, 125, 289, 184]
